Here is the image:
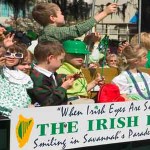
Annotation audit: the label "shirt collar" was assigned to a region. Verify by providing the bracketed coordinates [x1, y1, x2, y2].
[63, 62, 81, 73]
[34, 65, 53, 77]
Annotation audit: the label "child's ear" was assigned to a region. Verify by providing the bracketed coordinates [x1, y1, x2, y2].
[134, 59, 139, 65]
[47, 55, 54, 64]
[49, 15, 55, 23]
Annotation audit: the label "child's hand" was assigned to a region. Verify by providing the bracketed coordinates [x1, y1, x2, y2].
[0, 27, 6, 35]
[3, 33, 16, 48]
[0, 47, 6, 57]
[94, 73, 105, 86]
[0, 57, 6, 66]
[0, 47, 6, 66]
[61, 78, 74, 90]
[89, 63, 99, 69]
[93, 32, 101, 42]
[118, 41, 129, 54]
[104, 3, 118, 15]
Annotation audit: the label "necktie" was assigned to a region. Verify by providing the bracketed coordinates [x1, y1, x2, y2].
[51, 73, 57, 86]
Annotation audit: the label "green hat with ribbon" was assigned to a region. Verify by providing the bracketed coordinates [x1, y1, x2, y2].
[63, 40, 89, 54]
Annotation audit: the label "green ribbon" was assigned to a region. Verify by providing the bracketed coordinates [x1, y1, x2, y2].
[98, 35, 109, 77]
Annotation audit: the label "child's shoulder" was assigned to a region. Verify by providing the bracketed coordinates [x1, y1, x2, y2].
[141, 71, 150, 78]
[112, 71, 128, 81]
[30, 68, 44, 79]
[17, 70, 33, 85]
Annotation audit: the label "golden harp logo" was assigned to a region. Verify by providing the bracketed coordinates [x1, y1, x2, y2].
[16, 115, 34, 148]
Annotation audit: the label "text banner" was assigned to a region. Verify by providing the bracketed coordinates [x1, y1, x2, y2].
[10, 100, 150, 149]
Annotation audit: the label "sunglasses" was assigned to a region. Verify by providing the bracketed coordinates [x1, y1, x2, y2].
[4, 51, 23, 58]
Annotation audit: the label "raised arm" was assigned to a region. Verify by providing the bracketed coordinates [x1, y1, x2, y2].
[94, 3, 117, 22]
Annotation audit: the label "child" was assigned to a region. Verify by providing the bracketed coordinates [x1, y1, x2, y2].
[27, 41, 75, 106]
[17, 50, 34, 75]
[0, 43, 33, 118]
[0, 29, 35, 75]
[57, 40, 104, 104]
[112, 45, 150, 100]
[32, 2, 117, 42]
[130, 32, 150, 68]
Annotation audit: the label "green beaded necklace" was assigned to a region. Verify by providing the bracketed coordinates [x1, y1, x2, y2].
[127, 70, 150, 100]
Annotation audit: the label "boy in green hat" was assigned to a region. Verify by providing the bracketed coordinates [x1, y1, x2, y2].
[57, 40, 104, 104]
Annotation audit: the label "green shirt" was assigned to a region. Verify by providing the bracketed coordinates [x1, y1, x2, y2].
[39, 17, 96, 43]
[145, 50, 150, 68]
[57, 62, 88, 97]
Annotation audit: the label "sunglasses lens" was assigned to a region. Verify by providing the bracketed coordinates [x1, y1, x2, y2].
[5, 51, 11, 57]
[15, 53, 23, 58]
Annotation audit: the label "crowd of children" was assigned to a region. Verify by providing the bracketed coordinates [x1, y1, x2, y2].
[1, 1, 150, 119]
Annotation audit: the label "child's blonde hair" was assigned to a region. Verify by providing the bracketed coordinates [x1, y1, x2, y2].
[32, 3, 60, 26]
[122, 45, 147, 70]
[22, 50, 34, 64]
[130, 32, 150, 50]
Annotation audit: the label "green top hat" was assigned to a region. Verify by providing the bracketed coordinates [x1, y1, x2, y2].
[63, 40, 89, 54]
